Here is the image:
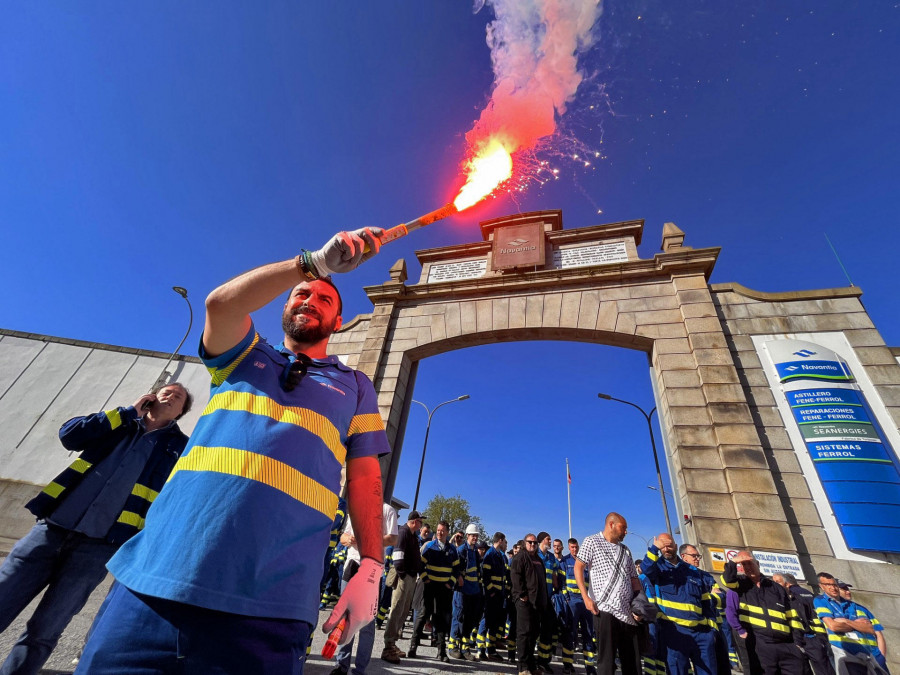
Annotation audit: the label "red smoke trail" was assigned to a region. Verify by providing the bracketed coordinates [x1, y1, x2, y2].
[453, 0, 604, 211]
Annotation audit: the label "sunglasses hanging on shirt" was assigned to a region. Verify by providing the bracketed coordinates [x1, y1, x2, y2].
[281, 353, 312, 392]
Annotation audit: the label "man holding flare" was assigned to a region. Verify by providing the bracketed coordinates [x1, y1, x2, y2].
[76, 227, 391, 674]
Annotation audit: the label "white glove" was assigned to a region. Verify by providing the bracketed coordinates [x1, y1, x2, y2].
[322, 557, 384, 645]
[309, 227, 384, 276]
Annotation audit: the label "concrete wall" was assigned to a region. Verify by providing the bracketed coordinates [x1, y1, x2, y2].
[0, 330, 210, 553]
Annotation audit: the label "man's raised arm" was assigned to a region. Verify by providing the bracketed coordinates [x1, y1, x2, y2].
[203, 228, 382, 357]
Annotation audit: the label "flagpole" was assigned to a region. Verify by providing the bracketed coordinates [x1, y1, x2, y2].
[566, 458, 572, 540]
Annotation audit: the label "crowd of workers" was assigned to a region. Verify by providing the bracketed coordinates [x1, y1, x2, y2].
[322, 510, 891, 675]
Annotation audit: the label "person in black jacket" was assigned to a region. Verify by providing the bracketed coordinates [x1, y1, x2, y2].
[0, 384, 191, 675]
[721, 551, 806, 675]
[510, 533, 549, 675]
[381, 510, 424, 664]
[773, 573, 835, 675]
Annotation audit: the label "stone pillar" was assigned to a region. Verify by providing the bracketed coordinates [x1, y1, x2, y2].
[656, 272, 796, 559]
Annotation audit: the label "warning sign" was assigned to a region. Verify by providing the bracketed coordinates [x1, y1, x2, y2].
[709, 548, 726, 572]
[725, 549, 741, 562]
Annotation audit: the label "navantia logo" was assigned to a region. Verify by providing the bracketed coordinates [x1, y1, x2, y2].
[785, 366, 800, 372]
[793, 349, 817, 358]
[505, 238, 529, 247]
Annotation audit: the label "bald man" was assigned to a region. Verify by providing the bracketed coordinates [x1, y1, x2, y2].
[574, 513, 642, 675]
[642, 534, 717, 675]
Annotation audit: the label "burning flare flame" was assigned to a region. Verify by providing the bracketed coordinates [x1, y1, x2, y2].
[453, 139, 513, 211]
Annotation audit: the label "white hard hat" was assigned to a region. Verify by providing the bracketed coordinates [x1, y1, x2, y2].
[465, 524, 479, 535]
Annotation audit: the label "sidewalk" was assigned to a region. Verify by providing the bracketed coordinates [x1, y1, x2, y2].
[306, 607, 574, 674]
[0, 570, 588, 674]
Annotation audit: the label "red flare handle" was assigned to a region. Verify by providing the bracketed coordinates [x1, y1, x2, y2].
[321, 616, 347, 659]
[363, 202, 457, 253]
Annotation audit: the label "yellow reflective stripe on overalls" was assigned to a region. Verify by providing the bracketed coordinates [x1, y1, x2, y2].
[130, 483, 159, 502]
[117, 510, 145, 529]
[41, 482, 66, 498]
[658, 598, 703, 614]
[105, 409, 123, 430]
[201, 391, 347, 465]
[659, 614, 709, 627]
[428, 565, 453, 573]
[40, 458, 94, 499]
[168, 445, 338, 519]
[739, 614, 767, 628]
[71, 458, 92, 473]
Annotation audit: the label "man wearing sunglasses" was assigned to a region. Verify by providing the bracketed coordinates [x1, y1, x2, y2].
[511, 534, 550, 675]
[76, 227, 392, 674]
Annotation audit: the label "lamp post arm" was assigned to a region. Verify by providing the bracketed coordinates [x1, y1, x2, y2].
[411, 396, 469, 512]
[599, 394, 673, 536]
[152, 292, 194, 391]
[604, 395, 648, 421]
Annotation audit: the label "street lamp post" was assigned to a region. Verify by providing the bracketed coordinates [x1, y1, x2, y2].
[411, 395, 470, 512]
[598, 393, 673, 536]
[151, 286, 193, 391]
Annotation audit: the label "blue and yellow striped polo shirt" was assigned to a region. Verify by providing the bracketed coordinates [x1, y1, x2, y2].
[108, 326, 390, 624]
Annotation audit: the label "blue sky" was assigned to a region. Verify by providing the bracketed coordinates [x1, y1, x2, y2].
[2, 2, 898, 550]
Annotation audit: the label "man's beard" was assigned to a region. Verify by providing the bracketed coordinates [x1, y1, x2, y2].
[282, 308, 337, 344]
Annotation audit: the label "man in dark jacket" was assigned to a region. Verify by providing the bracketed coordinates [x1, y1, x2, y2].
[721, 551, 805, 675]
[381, 510, 424, 664]
[510, 533, 549, 675]
[773, 573, 834, 675]
[0, 384, 191, 675]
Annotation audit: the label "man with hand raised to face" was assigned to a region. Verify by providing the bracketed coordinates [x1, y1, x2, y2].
[642, 534, 718, 675]
[0, 383, 191, 675]
[76, 227, 392, 675]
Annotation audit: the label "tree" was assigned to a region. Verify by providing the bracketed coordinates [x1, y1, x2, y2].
[423, 493, 488, 541]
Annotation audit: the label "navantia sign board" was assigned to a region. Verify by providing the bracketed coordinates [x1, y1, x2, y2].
[765, 339, 900, 554]
[492, 222, 545, 270]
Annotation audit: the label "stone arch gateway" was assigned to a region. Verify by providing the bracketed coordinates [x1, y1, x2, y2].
[327, 209, 900, 661]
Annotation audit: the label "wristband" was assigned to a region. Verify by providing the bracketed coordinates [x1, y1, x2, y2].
[296, 251, 319, 281]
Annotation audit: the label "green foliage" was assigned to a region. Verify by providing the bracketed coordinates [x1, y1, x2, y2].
[423, 493, 487, 542]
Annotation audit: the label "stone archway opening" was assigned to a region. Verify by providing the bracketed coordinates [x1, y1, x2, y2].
[386, 336, 674, 544]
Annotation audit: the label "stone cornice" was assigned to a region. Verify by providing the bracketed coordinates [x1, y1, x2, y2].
[417, 218, 647, 265]
[547, 219, 644, 246]
[365, 245, 721, 303]
[709, 282, 863, 302]
[479, 209, 563, 240]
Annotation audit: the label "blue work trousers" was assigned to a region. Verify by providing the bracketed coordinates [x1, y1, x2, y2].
[482, 592, 506, 652]
[0, 520, 116, 675]
[75, 582, 312, 674]
[450, 591, 483, 651]
[334, 576, 384, 674]
[567, 597, 597, 666]
[658, 620, 717, 675]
